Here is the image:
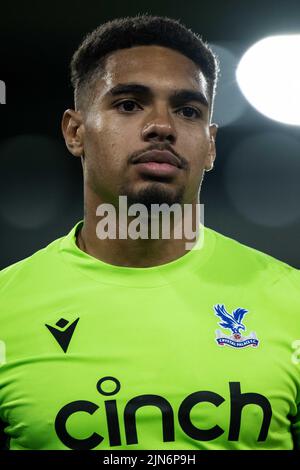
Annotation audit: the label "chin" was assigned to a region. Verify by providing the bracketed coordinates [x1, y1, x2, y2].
[123, 182, 185, 210]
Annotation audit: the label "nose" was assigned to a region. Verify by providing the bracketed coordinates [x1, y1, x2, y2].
[141, 105, 177, 145]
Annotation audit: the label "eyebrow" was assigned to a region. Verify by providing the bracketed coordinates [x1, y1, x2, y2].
[105, 82, 209, 109]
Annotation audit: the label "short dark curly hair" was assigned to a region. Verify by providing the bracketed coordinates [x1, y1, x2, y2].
[70, 14, 219, 117]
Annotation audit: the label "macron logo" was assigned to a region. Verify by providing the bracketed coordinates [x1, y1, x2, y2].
[45, 317, 79, 353]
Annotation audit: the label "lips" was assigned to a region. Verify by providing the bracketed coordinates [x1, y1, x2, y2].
[132, 150, 182, 168]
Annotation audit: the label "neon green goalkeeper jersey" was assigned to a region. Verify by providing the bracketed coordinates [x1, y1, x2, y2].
[0, 220, 300, 450]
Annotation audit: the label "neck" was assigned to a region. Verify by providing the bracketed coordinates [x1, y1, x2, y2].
[77, 190, 202, 268]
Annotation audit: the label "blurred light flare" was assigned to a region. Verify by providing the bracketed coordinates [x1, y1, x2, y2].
[236, 35, 300, 125]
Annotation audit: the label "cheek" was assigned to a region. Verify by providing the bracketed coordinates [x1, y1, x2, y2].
[83, 127, 128, 183]
[84, 122, 110, 158]
[85, 114, 131, 157]
[186, 137, 210, 170]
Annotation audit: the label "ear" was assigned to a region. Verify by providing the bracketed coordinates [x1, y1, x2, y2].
[204, 123, 218, 171]
[61, 109, 84, 158]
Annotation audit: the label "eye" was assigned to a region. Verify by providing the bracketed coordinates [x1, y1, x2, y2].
[114, 100, 141, 112]
[177, 106, 201, 119]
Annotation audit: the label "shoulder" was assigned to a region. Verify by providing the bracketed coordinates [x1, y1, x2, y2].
[0, 235, 65, 296]
[204, 226, 300, 289]
[0, 221, 83, 295]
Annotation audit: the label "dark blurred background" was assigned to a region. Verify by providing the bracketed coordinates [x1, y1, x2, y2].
[1, 0, 300, 269]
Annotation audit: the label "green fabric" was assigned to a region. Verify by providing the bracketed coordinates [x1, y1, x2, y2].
[0, 220, 299, 450]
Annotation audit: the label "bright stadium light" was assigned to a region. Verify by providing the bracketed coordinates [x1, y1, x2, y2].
[236, 35, 300, 125]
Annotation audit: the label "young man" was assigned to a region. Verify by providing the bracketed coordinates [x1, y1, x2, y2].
[0, 15, 299, 450]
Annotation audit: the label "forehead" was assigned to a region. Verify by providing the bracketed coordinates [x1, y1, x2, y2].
[99, 45, 208, 98]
